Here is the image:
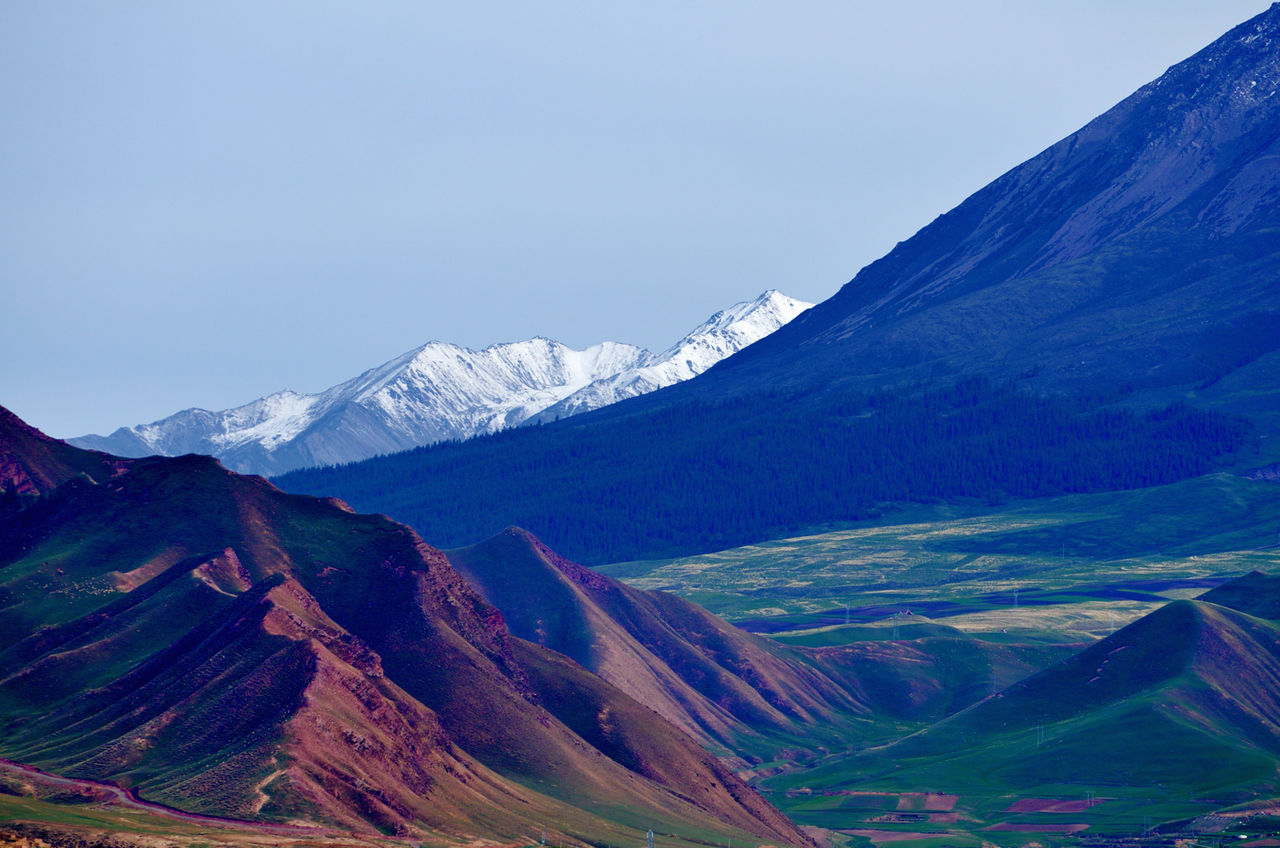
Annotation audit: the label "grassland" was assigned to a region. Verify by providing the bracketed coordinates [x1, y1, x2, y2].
[0, 776, 760, 848]
[597, 472, 1280, 843]
[597, 473, 1280, 642]
[0, 793, 382, 848]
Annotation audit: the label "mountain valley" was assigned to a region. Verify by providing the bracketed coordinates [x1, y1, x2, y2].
[6, 5, 1280, 848]
[595, 475, 1280, 841]
[5, 405, 1280, 846]
[277, 5, 1280, 567]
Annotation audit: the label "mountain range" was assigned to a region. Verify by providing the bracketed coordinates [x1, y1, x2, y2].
[7, 6, 1280, 845]
[0, 404, 826, 845]
[278, 3, 1280, 565]
[5, 405, 1280, 843]
[69, 290, 810, 476]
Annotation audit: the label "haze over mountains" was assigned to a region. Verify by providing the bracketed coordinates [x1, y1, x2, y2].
[280, 4, 1280, 565]
[71, 290, 810, 476]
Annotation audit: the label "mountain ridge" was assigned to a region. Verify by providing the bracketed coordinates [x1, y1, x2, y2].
[444, 527, 859, 747]
[850, 598, 1280, 797]
[0, 405, 813, 845]
[529, 290, 812, 423]
[70, 290, 811, 476]
[679, 4, 1280, 404]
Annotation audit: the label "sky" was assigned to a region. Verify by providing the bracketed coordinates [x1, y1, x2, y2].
[2, 1, 1270, 438]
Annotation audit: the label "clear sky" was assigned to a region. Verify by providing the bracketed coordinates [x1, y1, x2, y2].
[2, 1, 1270, 438]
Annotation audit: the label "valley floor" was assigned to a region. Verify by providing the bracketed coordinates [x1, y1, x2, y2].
[598, 472, 1280, 845]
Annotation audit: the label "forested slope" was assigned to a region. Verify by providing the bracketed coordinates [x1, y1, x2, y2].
[278, 378, 1249, 564]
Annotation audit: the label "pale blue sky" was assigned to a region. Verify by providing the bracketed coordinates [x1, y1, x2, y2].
[2, 1, 1269, 437]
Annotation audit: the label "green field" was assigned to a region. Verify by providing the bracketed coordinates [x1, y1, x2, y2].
[598, 472, 1280, 843]
[598, 472, 1280, 640]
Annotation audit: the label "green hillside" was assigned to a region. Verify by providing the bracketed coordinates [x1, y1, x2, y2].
[592, 472, 1280, 842]
[597, 472, 1280, 638]
[762, 599, 1280, 843]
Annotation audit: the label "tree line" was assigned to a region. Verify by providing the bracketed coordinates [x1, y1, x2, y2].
[275, 377, 1252, 565]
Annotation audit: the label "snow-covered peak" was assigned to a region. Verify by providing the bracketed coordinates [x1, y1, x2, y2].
[530, 290, 812, 422]
[131, 389, 323, 454]
[69, 290, 809, 475]
[654, 290, 811, 376]
[676, 290, 807, 340]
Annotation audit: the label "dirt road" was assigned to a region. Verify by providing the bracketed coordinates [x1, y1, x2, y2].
[0, 758, 332, 836]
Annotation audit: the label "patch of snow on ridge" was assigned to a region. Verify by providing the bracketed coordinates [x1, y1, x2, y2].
[130, 389, 323, 454]
[531, 290, 812, 422]
[215, 391, 322, 450]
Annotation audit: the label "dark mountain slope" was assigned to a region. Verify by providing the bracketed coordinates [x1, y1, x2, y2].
[511, 637, 804, 842]
[0, 406, 810, 846]
[445, 527, 860, 744]
[276, 7, 1273, 565]
[280, 373, 1248, 564]
[1199, 568, 1280, 619]
[0, 405, 127, 496]
[698, 4, 1280, 401]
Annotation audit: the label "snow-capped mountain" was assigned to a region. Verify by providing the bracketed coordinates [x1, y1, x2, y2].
[71, 290, 811, 475]
[530, 290, 811, 422]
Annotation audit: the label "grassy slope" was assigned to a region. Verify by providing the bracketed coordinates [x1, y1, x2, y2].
[0, 406, 127, 497]
[592, 472, 1280, 841]
[446, 528, 860, 749]
[597, 472, 1280, 637]
[0, 440, 812, 846]
[1201, 570, 1280, 620]
[755, 601, 1280, 845]
[816, 600, 1280, 792]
